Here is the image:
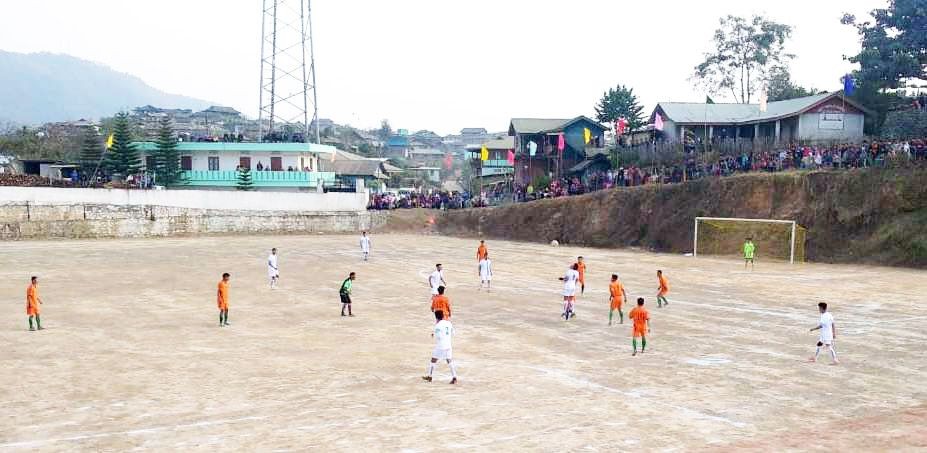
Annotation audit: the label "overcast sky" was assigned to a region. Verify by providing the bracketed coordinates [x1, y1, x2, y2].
[1, 0, 880, 135]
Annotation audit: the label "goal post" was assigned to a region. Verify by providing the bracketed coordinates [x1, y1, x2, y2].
[693, 217, 806, 264]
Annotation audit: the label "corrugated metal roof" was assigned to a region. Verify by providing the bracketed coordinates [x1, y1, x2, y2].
[509, 116, 608, 134]
[655, 92, 864, 125]
[481, 136, 515, 150]
[320, 160, 387, 178]
[132, 141, 335, 154]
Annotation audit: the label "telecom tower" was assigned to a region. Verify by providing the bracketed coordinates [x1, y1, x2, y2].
[258, 0, 320, 143]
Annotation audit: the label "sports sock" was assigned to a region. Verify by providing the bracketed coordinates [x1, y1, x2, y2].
[348, 305, 353, 316]
[830, 347, 838, 361]
[641, 337, 647, 352]
[632, 338, 638, 352]
[35, 315, 41, 329]
[814, 346, 821, 358]
[28, 317, 34, 330]
[449, 361, 458, 378]
[341, 304, 346, 316]
[219, 312, 224, 325]
[427, 362, 435, 377]
[609, 310, 613, 324]
[619, 309, 624, 323]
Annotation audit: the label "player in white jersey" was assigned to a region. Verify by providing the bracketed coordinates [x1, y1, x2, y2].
[422, 310, 458, 384]
[267, 248, 279, 289]
[809, 302, 839, 364]
[559, 263, 580, 320]
[478, 254, 492, 291]
[360, 231, 371, 261]
[428, 264, 447, 297]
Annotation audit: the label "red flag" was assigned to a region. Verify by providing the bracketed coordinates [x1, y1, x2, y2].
[616, 118, 628, 135]
[557, 133, 565, 152]
[444, 153, 453, 170]
[506, 149, 515, 165]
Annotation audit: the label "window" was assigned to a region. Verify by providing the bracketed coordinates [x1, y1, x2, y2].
[239, 157, 251, 170]
[181, 156, 192, 171]
[270, 156, 283, 171]
[208, 156, 220, 171]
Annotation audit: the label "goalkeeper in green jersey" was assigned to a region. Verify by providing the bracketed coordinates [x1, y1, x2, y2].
[743, 238, 756, 269]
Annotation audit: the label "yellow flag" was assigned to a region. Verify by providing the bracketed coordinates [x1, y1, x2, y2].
[105, 133, 114, 149]
[480, 146, 489, 161]
[583, 128, 591, 144]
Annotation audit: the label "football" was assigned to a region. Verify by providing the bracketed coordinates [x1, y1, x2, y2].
[550, 240, 559, 247]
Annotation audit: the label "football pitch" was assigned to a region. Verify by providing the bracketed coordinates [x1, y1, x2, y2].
[1, 234, 925, 451]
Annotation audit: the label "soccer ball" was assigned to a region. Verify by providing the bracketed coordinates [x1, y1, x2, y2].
[550, 240, 559, 247]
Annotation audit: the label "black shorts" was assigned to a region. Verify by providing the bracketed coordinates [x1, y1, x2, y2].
[340, 293, 352, 304]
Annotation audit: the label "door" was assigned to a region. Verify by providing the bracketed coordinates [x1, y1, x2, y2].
[239, 157, 251, 170]
[181, 156, 193, 171]
[270, 156, 283, 171]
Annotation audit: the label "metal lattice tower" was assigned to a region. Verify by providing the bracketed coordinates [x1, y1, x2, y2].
[258, 0, 320, 143]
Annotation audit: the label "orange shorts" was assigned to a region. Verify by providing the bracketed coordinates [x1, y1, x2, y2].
[633, 326, 647, 337]
[658, 289, 668, 296]
[610, 298, 623, 310]
[217, 302, 228, 310]
[26, 304, 39, 316]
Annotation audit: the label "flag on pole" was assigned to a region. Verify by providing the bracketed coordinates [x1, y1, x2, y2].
[583, 127, 591, 144]
[842, 74, 855, 96]
[758, 86, 768, 113]
[654, 113, 664, 131]
[705, 96, 715, 104]
[444, 153, 453, 170]
[528, 140, 537, 156]
[557, 133, 565, 152]
[506, 149, 515, 165]
[105, 133, 114, 149]
[615, 118, 628, 135]
[480, 145, 489, 161]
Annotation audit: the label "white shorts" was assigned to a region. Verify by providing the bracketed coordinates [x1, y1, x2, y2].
[562, 287, 576, 297]
[480, 273, 492, 281]
[819, 337, 833, 346]
[268, 269, 279, 278]
[432, 347, 452, 360]
[431, 287, 440, 295]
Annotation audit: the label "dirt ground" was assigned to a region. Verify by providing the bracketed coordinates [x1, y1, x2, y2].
[1, 234, 925, 451]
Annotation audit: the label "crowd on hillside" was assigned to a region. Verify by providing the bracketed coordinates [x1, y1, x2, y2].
[368, 191, 477, 210]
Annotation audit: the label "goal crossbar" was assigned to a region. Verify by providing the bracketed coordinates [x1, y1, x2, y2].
[693, 217, 801, 264]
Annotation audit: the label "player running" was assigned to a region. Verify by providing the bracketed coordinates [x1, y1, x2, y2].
[656, 270, 670, 308]
[809, 302, 838, 364]
[559, 263, 580, 320]
[428, 264, 447, 299]
[608, 274, 629, 326]
[217, 273, 231, 327]
[422, 310, 458, 384]
[26, 276, 44, 331]
[431, 285, 451, 319]
[629, 297, 651, 356]
[576, 256, 587, 295]
[743, 237, 756, 269]
[360, 231, 371, 261]
[340, 272, 357, 317]
[478, 254, 493, 291]
[267, 248, 279, 289]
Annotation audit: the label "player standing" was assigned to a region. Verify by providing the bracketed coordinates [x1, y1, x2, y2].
[217, 273, 231, 327]
[478, 254, 493, 291]
[656, 270, 670, 308]
[422, 310, 458, 384]
[576, 256, 587, 295]
[809, 302, 838, 364]
[629, 297, 651, 356]
[26, 276, 43, 331]
[428, 264, 447, 299]
[477, 240, 488, 262]
[340, 272, 357, 317]
[360, 231, 371, 261]
[743, 237, 756, 269]
[559, 263, 580, 320]
[267, 248, 279, 289]
[608, 274, 628, 326]
[431, 285, 451, 319]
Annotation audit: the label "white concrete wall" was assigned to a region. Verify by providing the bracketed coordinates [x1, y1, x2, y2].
[798, 112, 865, 141]
[0, 186, 367, 212]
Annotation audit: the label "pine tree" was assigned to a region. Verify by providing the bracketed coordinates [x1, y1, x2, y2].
[79, 127, 104, 185]
[237, 167, 254, 191]
[105, 112, 142, 178]
[154, 117, 181, 186]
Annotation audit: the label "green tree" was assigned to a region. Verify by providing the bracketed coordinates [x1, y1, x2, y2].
[79, 127, 104, 184]
[378, 119, 392, 141]
[594, 84, 645, 130]
[842, 2, 926, 91]
[105, 112, 141, 177]
[153, 117, 182, 186]
[767, 66, 820, 101]
[237, 167, 254, 191]
[692, 15, 793, 103]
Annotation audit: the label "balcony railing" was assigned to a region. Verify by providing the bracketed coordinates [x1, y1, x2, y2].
[179, 170, 336, 188]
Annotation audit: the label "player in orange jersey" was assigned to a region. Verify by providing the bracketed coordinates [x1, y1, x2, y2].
[26, 276, 44, 331]
[629, 297, 651, 356]
[576, 256, 587, 295]
[656, 270, 670, 308]
[608, 274, 628, 326]
[217, 273, 231, 327]
[431, 286, 452, 319]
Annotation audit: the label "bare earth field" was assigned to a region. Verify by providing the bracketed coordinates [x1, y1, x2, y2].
[1, 233, 926, 451]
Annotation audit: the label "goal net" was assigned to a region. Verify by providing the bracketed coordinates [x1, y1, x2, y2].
[693, 217, 807, 264]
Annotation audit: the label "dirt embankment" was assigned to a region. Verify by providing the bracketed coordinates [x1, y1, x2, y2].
[384, 168, 927, 267]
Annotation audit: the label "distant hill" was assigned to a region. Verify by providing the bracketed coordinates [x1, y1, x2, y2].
[0, 50, 213, 126]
